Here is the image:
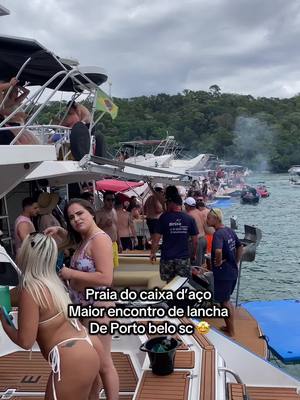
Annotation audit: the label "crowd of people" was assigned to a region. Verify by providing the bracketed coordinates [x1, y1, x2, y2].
[0, 182, 243, 398]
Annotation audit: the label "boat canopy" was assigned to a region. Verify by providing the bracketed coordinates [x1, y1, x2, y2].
[0, 5, 9, 16]
[96, 179, 144, 192]
[0, 35, 108, 91]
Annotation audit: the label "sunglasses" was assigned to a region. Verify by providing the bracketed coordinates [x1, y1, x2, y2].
[209, 208, 219, 218]
[105, 198, 115, 202]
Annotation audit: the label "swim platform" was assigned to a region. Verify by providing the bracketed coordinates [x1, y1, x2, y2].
[242, 299, 300, 362]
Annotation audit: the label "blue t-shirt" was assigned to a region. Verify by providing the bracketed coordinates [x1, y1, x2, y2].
[211, 227, 242, 280]
[156, 211, 198, 260]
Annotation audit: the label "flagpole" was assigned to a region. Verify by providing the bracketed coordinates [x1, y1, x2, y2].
[93, 111, 105, 127]
[108, 81, 112, 98]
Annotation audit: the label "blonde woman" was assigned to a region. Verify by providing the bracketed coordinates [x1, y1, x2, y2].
[0, 233, 102, 400]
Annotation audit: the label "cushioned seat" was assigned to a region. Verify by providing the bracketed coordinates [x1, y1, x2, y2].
[113, 270, 165, 289]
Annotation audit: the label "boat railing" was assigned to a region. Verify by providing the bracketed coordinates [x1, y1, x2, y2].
[0, 53, 105, 146]
[218, 367, 250, 400]
[235, 225, 262, 307]
[0, 124, 71, 141]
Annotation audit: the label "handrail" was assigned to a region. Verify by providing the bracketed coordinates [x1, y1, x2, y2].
[0, 70, 68, 130]
[0, 55, 34, 110]
[9, 70, 77, 144]
[218, 367, 251, 400]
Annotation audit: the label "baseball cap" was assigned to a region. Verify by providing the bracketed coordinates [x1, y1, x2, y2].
[184, 197, 196, 207]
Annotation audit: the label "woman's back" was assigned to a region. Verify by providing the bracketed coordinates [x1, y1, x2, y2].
[25, 286, 82, 357]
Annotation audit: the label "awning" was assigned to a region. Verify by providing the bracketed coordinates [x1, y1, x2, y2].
[0, 35, 107, 91]
[96, 179, 144, 192]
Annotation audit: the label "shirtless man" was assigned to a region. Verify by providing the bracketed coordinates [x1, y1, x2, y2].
[14, 197, 39, 255]
[144, 186, 164, 241]
[96, 191, 121, 267]
[115, 197, 137, 250]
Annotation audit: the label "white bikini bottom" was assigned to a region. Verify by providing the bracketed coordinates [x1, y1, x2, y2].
[48, 327, 93, 400]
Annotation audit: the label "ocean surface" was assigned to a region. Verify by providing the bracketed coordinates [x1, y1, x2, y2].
[217, 173, 300, 379]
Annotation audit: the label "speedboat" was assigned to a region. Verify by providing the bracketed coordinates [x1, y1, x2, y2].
[241, 186, 260, 204]
[256, 184, 270, 198]
[1, 251, 300, 399]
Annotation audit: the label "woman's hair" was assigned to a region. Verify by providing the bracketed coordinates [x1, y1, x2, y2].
[64, 198, 96, 244]
[18, 233, 71, 319]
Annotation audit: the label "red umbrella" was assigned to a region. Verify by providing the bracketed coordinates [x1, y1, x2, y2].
[95, 179, 144, 193]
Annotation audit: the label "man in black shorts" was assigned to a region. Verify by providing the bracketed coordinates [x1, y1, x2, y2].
[207, 208, 243, 336]
[150, 188, 198, 283]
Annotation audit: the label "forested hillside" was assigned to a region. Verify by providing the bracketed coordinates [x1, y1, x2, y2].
[38, 86, 300, 172]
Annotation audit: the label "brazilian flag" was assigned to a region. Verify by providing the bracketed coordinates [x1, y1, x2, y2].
[95, 88, 118, 119]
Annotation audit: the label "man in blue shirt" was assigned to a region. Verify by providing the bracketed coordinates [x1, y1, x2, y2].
[207, 208, 243, 336]
[150, 188, 198, 283]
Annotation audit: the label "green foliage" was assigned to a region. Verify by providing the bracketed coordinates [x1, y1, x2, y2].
[37, 89, 300, 172]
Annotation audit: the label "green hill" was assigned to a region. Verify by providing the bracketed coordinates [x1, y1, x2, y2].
[38, 86, 300, 172]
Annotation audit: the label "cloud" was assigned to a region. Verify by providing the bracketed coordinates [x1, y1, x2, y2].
[1, 0, 300, 98]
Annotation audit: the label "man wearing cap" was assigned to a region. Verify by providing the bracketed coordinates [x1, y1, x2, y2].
[207, 208, 243, 336]
[150, 189, 198, 283]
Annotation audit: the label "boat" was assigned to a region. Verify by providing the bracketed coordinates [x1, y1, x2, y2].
[240, 186, 260, 204]
[288, 166, 300, 186]
[256, 184, 270, 198]
[116, 136, 178, 168]
[1, 253, 300, 399]
[1, 33, 300, 400]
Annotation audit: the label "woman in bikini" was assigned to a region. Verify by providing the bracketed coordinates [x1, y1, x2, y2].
[45, 198, 119, 400]
[0, 233, 102, 400]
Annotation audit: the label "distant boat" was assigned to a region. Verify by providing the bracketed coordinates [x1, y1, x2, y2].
[288, 165, 300, 187]
[256, 184, 270, 198]
[241, 186, 260, 204]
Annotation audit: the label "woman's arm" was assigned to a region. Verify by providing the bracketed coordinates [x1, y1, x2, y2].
[60, 234, 114, 287]
[44, 226, 68, 242]
[0, 289, 39, 350]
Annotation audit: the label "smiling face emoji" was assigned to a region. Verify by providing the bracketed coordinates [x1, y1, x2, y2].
[197, 321, 210, 334]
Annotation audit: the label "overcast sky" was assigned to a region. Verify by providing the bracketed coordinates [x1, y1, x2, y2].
[1, 0, 300, 99]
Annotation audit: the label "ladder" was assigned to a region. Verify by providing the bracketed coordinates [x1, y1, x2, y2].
[0, 196, 14, 256]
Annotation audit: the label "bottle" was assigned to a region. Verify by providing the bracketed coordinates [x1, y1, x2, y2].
[0, 286, 11, 313]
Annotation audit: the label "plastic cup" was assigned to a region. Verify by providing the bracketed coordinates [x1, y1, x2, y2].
[0, 286, 11, 313]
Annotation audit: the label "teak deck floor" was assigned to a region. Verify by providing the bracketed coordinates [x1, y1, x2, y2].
[207, 306, 267, 358]
[0, 351, 138, 398]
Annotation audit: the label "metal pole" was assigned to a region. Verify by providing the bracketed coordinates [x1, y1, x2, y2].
[235, 260, 242, 307]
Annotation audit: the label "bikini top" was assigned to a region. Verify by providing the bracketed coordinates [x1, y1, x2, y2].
[39, 311, 80, 330]
[69, 231, 109, 306]
[70, 231, 108, 273]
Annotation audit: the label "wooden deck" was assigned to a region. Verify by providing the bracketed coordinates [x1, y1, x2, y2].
[0, 351, 138, 398]
[207, 306, 267, 359]
[228, 383, 300, 400]
[135, 371, 190, 400]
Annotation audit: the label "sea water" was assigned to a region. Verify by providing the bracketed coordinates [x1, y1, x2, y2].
[221, 173, 300, 379]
